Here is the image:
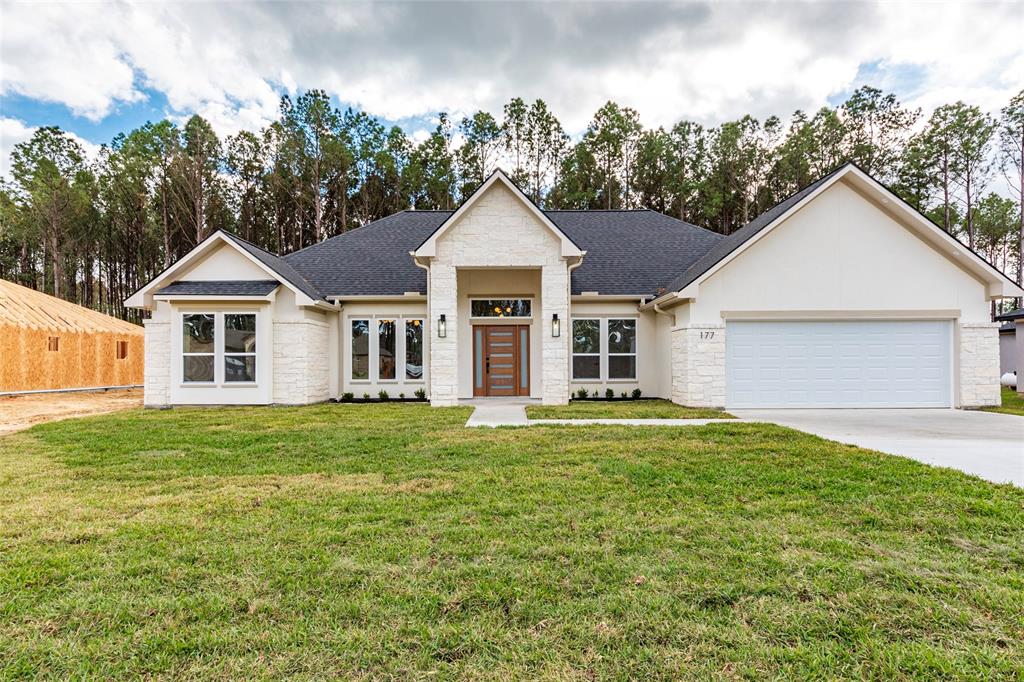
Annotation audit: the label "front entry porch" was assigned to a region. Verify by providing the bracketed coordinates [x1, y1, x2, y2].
[472, 324, 531, 397]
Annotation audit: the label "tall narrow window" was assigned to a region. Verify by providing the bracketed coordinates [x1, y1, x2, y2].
[378, 319, 396, 380]
[47, 336, 60, 352]
[183, 314, 215, 382]
[351, 320, 369, 380]
[224, 314, 256, 382]
[572, 319, 600, 380]
[116, 340, 128, 360]
[608, 319, 637, 379]
[405, 319, 423, 380]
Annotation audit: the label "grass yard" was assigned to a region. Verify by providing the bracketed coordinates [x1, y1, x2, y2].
[982, 386, 1024, 417]
[527, 398, 733, 420]
[2, 405, 1023, 679]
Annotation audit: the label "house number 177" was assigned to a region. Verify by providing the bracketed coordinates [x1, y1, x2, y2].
[699, 331, 715, 340]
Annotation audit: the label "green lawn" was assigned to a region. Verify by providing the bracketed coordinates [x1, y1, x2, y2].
[983, 386, 1024, 417]
[527, 399, 733, 420]
[2, 405, 1023, 679]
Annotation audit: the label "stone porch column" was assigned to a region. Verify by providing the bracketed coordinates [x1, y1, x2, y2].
[541, 262, 570, 405]
[428, 263, 459, 406]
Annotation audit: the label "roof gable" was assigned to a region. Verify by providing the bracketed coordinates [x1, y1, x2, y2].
[125, 231, 326, 309]
[1, 279, 143, 334]
[660, 162, 1024, 301]
[414, 169, 583, 259]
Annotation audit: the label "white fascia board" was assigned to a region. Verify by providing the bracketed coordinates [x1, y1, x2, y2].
[413, 170, 583, 259]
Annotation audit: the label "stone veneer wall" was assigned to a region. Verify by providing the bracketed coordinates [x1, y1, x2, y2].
[428, 182, 570, 406]
[143, 318, 171, 407]
[273, 319, 330, 405]
[670, 324, 726, 408]
[959, 322, 1000, 408]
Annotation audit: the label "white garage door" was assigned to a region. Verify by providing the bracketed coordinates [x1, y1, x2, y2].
[726, 320, 952, 408]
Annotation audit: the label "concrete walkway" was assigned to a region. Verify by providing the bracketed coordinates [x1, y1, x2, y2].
[733, 408, 1024, 487]
[463, 398, 745, 428]
[527, 418, 742, 426]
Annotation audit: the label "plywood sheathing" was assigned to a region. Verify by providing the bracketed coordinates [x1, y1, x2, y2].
[0, 279, 144, 392]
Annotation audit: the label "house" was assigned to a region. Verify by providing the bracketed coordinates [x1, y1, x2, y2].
[997, 308, 1024, 390]
[1, 279, 144, 393]
[125, 163, 1024, 409]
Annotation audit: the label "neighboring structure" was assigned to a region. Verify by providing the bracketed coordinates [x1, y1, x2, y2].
[996, 308, 1024, 393]
[126, 163, 1024, 409]
[1, 279, 144, 393]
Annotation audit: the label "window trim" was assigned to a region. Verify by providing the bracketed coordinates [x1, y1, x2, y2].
[606, 318, 637, 381]
[347, 315, 427, 385]
[570, 315, 640, 383]
[571, 318, 601, 381]
[349, 318, 371, 383]
[404, 318, 425, 382]
[180, 311, 259, 387]
[469, 297, 534, 320]
[223, 313, 257, 384]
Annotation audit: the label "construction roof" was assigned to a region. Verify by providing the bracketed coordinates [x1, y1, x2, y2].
[0, 279, 143, 334]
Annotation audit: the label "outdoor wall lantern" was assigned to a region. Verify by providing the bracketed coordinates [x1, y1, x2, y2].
[552, 313, 560, 338]
[438, 314, 447, 338]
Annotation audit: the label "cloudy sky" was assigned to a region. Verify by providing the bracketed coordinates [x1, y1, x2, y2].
[1, 1, 1022, 175]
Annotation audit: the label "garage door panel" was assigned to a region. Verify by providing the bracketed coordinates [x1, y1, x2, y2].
[726, 320, 952, 408]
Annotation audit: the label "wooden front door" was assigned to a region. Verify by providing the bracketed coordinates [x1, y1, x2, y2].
[473, 325, 530, 396]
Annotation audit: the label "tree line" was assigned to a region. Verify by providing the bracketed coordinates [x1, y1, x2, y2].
[1, 86, 1021, 322]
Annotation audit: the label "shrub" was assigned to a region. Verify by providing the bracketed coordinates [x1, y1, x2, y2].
[605, 388, 615, 399]
[341, 392, 354, 401]
[362, 392, 371, 400]
[575, 388, 589, 399]
[631, 388, 642, 399]
[399, 392, 405, 399]
[620, 391, 628, 399]
[414, 388, 427, 400]
[378, 390, 389, 401]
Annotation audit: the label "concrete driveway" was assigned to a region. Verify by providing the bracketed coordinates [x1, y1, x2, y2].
[731, 409, 1024, 487]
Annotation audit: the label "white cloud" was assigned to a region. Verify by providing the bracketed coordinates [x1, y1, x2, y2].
[0, 0, 1021, 141]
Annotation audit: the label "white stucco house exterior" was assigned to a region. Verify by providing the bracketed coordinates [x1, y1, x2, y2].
[126, 163, 1024, 409]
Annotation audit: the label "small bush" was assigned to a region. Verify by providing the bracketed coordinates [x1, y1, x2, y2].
[631, 388, 642, 399]
[362, 392, 371, 400]
[378, 390, 389, 401]
[605, 388, 615, 399]
[620, 391, 628, 399]
[575, 388, 589, 399]
[399, 392, 405, 399]
[414, 388, 427, 400]
[341, 392, 354, 401]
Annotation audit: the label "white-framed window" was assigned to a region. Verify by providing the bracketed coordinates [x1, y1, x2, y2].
[181, 311, 258, 385]
[470, 298, 532, 319]
[572, 318, 601, 380]
[182, 313, 216, 383]
[351, 319, 370, 381]
[224, 314, 257, 383]
[571, 316, 639, 382]
[607, 318, 637, 380]
[405, 319, 424, 380]
[378, 319, 397, 381]
[348, 316, 426, 383]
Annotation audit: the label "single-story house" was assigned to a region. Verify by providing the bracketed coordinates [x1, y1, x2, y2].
[126, 162, 1024, 409]
[997, 308, 1024, 388]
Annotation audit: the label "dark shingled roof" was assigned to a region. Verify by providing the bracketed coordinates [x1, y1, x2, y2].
[281, 209, 723, 298]
[661, 163, 850, 294]
[156, 280, 280, 296]
[220, 232, 325, 302]
[996, 308, 1024, 321]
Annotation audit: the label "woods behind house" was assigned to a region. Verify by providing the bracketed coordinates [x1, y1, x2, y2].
[1, 86, 1022, 321]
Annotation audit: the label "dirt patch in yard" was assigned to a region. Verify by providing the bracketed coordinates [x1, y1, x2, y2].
[0, 389, 143, 436]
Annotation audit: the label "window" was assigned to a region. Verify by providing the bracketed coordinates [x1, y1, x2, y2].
[572, 319, 600, 380]
[405, 319, 423, 380]
[182, 314, 215, 382]
[470, 299, 532, 318]
[351, 320, 369, 380]
[47, 336, 59, 352]
[224, 314, 256, 382]
[378, 319, 397, 380]
[607, 319, 637, 379]
[116, 340, 128, 360]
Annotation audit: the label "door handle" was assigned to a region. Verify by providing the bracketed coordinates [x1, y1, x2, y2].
[485, 359, 490, 373]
